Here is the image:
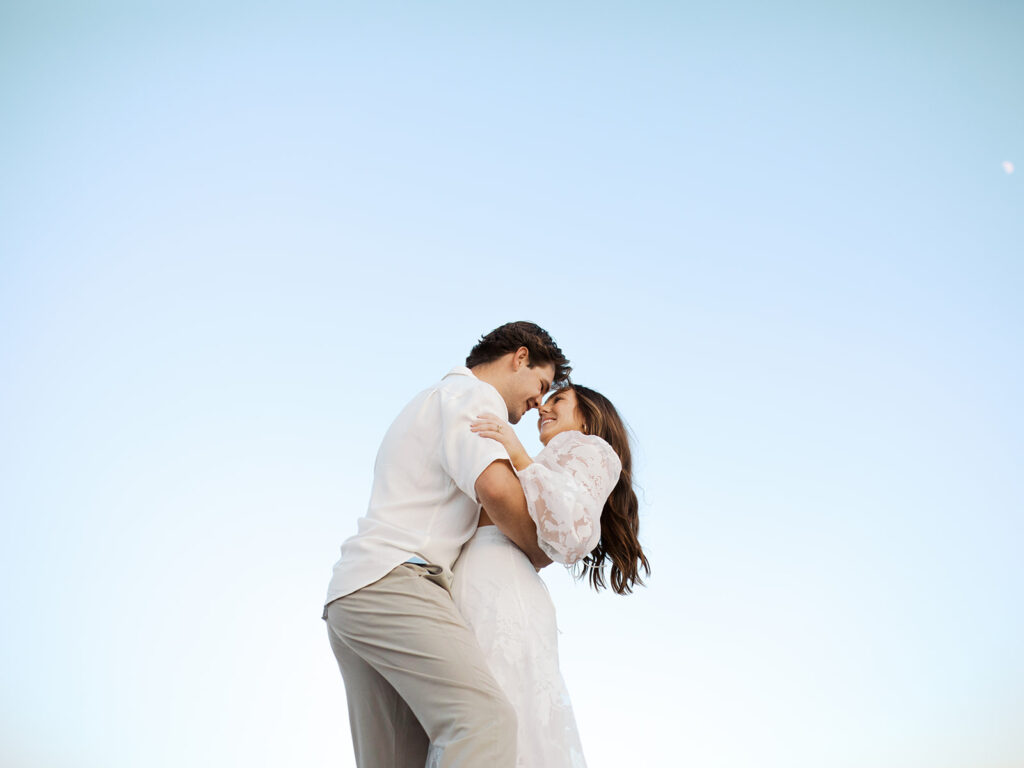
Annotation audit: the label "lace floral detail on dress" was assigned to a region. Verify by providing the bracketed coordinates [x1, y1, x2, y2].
[518, 431, 622, 565]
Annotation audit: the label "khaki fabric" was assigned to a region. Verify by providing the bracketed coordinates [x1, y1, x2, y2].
[325, 563, 517, 768]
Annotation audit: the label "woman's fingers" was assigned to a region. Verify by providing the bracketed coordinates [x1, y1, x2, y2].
[471, 423, 506, 440]
[471, 413, 510, 444]
[471, 418, 505, 432]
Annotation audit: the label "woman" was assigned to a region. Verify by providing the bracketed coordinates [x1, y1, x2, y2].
[429, 384, 650, 768]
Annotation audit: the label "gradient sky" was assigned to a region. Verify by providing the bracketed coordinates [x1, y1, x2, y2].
[1, 2, 1022, 767]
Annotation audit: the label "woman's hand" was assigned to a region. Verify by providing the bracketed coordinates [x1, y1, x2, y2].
[470, 412, 533, 472]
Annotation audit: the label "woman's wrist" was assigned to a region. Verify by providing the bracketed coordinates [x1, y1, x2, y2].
[511, 450, 533, 472]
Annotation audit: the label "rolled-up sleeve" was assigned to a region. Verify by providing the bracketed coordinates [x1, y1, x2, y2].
[439, 385, 511, 501]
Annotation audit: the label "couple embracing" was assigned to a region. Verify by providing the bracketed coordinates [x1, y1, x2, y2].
[323, 321, 650, 767]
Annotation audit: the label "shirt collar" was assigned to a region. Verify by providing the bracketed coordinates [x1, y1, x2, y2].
[444, 366, 510, 420]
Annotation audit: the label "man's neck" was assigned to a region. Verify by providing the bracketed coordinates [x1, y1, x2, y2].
[468, 363, 502, 392]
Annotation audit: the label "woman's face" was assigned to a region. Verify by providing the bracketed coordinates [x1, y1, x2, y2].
[537, 388, 586, 445]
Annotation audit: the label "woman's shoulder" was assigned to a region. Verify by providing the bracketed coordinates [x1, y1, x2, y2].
[544, 430, 617, 459]
[539, 431, 622, 482]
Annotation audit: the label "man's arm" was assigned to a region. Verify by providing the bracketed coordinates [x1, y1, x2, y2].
[475, 460, 552, 570]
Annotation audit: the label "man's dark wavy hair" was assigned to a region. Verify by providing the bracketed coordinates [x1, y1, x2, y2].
[466, 322, 571, 385]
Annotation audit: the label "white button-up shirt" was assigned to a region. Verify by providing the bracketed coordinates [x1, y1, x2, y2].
[324, 366, 510, 606]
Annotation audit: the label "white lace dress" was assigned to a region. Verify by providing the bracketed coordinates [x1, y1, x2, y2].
[427, 430, 622, 768]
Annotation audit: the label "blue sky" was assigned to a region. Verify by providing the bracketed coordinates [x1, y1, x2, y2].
[1, 2, 1021, 766]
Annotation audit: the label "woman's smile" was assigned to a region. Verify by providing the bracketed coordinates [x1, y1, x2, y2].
[537, 389, 585, 444]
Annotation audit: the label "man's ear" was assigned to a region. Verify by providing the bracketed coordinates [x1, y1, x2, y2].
[513, 346, 530, 370]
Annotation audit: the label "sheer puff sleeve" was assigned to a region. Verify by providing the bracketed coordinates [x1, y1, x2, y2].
[518, 431, 623, 565]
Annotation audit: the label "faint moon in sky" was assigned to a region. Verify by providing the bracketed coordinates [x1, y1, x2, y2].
[1003, 161, 1015, 174]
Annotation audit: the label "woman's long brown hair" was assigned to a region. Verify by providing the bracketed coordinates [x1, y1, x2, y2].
[569, 384, 650, 595]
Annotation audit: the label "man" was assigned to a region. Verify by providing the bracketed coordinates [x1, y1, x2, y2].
[324, 321, 572, 768]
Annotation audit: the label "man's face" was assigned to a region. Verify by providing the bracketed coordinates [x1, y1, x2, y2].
[505, 362, 555, 424]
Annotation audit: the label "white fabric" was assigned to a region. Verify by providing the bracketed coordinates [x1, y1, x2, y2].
[519, 430, 622, 564]
[427, 430, 620, 768]
[323, 367, 510, 606]
[428, 527, 587, 768]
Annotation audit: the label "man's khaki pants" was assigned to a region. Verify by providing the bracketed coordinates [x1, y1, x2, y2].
[325, 563, 517, 768]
